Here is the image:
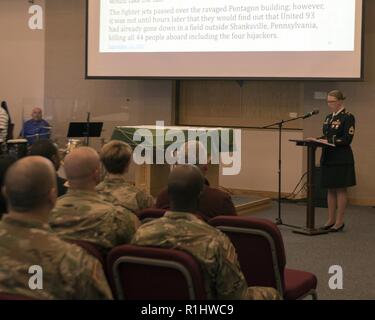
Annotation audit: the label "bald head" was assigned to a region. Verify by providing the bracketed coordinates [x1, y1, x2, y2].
[31, 108, 43, 121]
[168, 165, 204, 212]
[64, 147, 100, 188]
[4, 156, 57, 213]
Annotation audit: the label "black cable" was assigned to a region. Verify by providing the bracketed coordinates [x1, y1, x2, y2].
[292, 182, 307, 199]
[281, 171, 307, 200]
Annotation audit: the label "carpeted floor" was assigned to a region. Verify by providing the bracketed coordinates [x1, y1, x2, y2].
[250, 201, 375, 300]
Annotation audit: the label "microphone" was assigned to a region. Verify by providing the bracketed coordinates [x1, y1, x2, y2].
[303, 109, 319, 119]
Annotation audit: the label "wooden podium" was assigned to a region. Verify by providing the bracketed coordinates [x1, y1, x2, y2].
[289, 139, 334, 235]
[112, 125, 232, 197]
[134, 163, 219, 197]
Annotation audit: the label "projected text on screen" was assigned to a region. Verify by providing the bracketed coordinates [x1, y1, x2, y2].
[99, 0, 356, 53]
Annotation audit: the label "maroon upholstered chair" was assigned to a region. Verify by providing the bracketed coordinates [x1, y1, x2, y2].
[107, 244, 207, 300]
[209, 216, 318, 300]
[0, 293, 34, 300]
[138, 208, 166, 223]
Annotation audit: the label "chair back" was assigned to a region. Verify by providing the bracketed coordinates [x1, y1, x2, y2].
[209, 216, 286, 293]
[107, 244, 207, 300]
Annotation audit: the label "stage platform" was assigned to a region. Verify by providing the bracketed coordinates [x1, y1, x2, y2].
[231, 194, 272, 216]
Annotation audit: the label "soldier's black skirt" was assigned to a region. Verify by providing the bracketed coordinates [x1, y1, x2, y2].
[321, 163, 356, 189]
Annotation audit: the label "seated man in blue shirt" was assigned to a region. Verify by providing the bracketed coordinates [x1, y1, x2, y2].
[20, 108, 51, 145]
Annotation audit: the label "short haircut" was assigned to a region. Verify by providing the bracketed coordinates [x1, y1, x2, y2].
[63, 147, 100, 182]
[168, 165, 204, 207]
[100, 140, 133, 174]
[29, 140, 58, 161]
[328, 90, 346, 101]
[4, 157, 56, 212]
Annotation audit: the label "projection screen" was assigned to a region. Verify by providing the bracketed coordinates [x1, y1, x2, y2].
[86, 0, 364, 79]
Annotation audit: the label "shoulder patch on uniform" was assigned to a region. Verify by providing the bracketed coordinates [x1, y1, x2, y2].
[349, 126, 355, 135]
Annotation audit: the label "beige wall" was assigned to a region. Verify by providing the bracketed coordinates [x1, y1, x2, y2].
[44, 0, 173, 150]
[0, 0, 45, 135]
[219, 129, 304, 194]
[179, 81, 304, 129]
[179, 81, 305, 194]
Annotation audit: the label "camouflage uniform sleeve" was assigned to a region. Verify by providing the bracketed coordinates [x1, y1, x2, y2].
[214, 234, 248, 300]
[74, 250, 113, 300]
[113, 206, 140, 244]
[99, 191, 117, 204]
[135, 191, 154, 211]
[60, 245, 113, 300]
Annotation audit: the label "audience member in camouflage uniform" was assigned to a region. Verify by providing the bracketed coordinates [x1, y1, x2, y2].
[96, 140, 153, 214]
[132, 165, 280, 300]
[50, 147, 140, 253]
[156, 140, 236, 221]
[0, 156, 112, 299]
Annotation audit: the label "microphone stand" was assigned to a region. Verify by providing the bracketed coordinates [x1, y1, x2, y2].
[263, 113, 313, 227]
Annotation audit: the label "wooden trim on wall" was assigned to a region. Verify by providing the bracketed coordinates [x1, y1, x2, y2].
[348, 198, 375, 207]
[226, 188, 375, 207]
[224, 188, 292, 199]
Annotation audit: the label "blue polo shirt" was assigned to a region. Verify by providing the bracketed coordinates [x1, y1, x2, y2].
[21, 119, 51, 145]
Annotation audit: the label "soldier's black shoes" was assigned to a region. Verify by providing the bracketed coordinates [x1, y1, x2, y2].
[330, 224, 345, 232]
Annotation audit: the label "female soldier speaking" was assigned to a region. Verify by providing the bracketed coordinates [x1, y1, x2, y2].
[320, 90, 356, 232]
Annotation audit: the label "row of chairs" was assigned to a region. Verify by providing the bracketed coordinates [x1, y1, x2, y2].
[0, 209, 317, 300]
[103, 209, 317, 300]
